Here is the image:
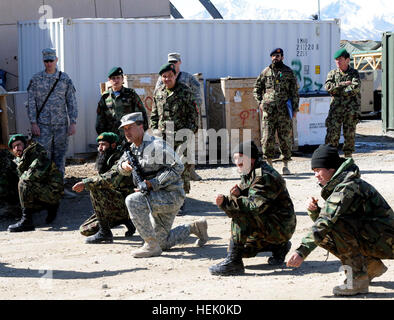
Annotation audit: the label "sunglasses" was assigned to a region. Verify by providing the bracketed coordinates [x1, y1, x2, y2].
[44, 60, 55, 63]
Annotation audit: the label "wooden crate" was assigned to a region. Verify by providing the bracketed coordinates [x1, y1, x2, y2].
[220, 77, 261, 154]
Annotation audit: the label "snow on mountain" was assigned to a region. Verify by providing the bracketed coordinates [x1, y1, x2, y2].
[170, 0, 393, 40]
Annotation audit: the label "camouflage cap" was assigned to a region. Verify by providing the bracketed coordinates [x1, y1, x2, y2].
[42, 48, 56, 61]
[168, 52, 181, 63]
[96, 132, 119, 144]
[8, 134, 27, 149]
[108, 67, 123, 78]
[118, 112, 144, 129]
[159, 63, 176, 75]
[270, 48, 284, 56]
[334, 48, 350, 59]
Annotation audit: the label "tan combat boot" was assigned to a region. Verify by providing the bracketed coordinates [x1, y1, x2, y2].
[266, 158, 273, 166]
[190, 164, 202, 181]
[189, 218, 209, 247]
[333, 274, 369, 296]
[131, 237, 162, 258]
[366, 257, 388, 282]
[282, 161, 291, 175]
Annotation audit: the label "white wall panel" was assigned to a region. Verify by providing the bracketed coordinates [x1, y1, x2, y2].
[18, 18, 340, 155]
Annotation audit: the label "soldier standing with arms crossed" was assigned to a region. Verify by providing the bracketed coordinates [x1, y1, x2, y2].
[324, 48, 361, 158]
[253, 48, 299, 175]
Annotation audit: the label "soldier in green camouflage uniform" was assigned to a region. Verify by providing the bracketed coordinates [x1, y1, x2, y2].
[150, 63, 199, 213]
[325, 48, 361, 158]
[7, 134, 64, 232]
[253, 48, 299, 175]
[287, 144, 394, 296]
[72, 132, 136, 242]
[209, 141, 296, 276]
[96, 67, 149, 139]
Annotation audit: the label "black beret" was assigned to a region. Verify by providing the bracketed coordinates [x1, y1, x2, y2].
[108, 67, 123, 78]
[270, 48, 284, 56]
[159, 63, 176, 75]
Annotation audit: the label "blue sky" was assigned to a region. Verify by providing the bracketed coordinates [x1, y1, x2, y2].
[170, 0, 393, 40]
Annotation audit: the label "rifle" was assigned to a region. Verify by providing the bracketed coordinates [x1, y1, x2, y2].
[125, 149, 153, 214]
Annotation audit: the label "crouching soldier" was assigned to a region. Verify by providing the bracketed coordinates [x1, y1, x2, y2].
[118, 112, 208, 258]
[287, 144, 394, 296]
[209, 141, 296, 276]
[7, 134, 63, 232]
[72, 132, 135, 242]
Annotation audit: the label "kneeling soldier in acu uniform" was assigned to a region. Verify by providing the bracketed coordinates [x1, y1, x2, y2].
[73, 132, 135, 240]
[7, 134, 64, 232]
[287, 144, 394, 296]
[118, 112, 208, 258]
[209, 141, 296, 276]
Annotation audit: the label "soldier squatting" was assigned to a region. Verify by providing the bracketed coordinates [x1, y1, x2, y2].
[1, 47, 394, 297]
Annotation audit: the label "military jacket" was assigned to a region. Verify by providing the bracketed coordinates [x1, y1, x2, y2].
[155, 71, 202, 106]
[253, 63, 299, 115]
[150, 82, 199, 140]
[297, 159, 394, 259]
[0, 149, 19, 201]
[117, 132, 184, 194]
[96, 86, 148, 135]
[220, 161, 296, 243]
[83, 148, 134, 196]
[14, 141, 63, 186]
[324, 67, 361, 113]
[27, 69, 78, 126]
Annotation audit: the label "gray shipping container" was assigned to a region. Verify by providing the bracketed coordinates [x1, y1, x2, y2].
[18, 18, 340, 156]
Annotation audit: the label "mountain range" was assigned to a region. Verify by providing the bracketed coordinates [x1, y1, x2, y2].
[170, 0, 393, 40]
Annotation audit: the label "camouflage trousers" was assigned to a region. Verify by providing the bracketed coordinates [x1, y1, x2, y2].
[318, 219, 394, 279]
[34, 123, 69, 177]
[18, 177, 63, 210]
[82, 186, 131, 235]
[261, 109, 293, 161]
[231, 213, 295, 258]
[125, 189, 187, 250]
[325, 108, 358, 155]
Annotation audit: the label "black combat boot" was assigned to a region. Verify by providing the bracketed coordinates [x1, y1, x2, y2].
[85, 221, 113, 244]
[268, 241, 292, 265]
[45, 203, 59, 224]
[209, 240, 245, 276]
[8, 208, 35, 232]
[123, 218, 136, 237]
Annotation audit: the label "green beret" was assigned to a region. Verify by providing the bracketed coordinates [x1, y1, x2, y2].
[108, 67, 123, 78]
[334, 48, 350, 59]
[159, 63, 176, 75]
[8, 134, 27, 149]
[96, 132, 119, 144]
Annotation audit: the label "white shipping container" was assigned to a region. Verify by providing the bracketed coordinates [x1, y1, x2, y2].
[18, 18, 340, 156]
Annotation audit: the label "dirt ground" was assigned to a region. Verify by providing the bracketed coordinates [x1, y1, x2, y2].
[1, 119, 394, 301]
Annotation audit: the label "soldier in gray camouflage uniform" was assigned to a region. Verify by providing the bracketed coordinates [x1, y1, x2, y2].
[72, 132, 135, 240]
[324, 48, 361, 158]
[253, 48, 299, 175]
[287, 144, 394, 296]
[7, 134, 64, 232]
[27, 48, 78, 177]
[209, 140, 296, 276]
[118, 112, 208, 258]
